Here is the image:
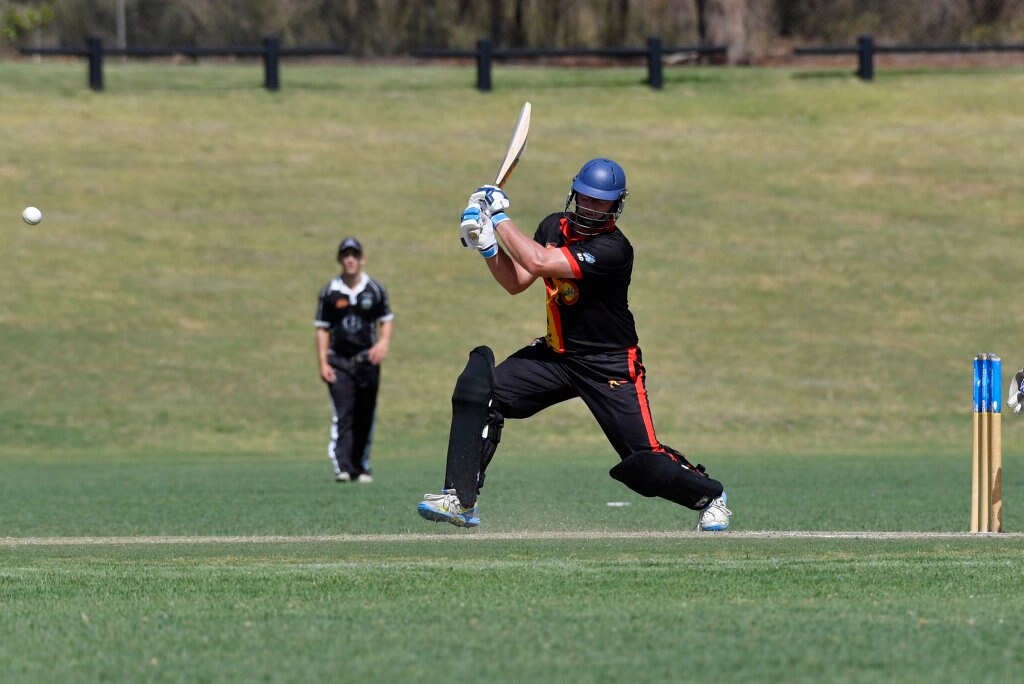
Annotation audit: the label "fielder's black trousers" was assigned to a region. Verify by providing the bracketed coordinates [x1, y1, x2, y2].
[327, 355, 380, 477]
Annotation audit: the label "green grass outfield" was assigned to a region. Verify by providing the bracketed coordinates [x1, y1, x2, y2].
[2, 450, 1022, 680]
[4, 533, 1023, 682]
[2, 62, 1024, 681]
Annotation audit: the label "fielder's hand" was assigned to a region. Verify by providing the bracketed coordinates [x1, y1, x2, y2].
[469, 185, 510, 218]
[1007, 368, 1024, 415]
[320, 362, 336, 384]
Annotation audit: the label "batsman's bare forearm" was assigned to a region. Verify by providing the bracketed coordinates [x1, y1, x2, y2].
[495, 219, 575, 279]
[485, 247, 534, 294]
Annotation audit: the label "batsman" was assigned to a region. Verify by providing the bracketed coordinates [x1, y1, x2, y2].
[417, 158, 732, 531]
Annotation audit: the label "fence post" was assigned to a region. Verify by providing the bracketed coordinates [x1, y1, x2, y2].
[87, 37, 104, 91]
[647, 36, 663, 90]
[857, 34, 874, 81]
[476, 38, 492, 92]
[263, 36, 280, 91]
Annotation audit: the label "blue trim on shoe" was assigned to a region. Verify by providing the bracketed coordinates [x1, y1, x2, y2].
[700, 492, 730, 531]
[417, 501, 480, 528]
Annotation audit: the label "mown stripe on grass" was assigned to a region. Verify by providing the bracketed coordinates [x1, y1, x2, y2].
[2, 531, 1022, 546]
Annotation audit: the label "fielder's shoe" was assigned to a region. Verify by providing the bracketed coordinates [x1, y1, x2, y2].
[356, 473, 373, 484]
[335, 472, 352, 483]
[417, 490, 480, 528]
[697, 492, 731, 532]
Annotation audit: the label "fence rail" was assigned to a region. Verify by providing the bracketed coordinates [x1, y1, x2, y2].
[412, 38, 727, 91]
[795, 34, 1024, 80]
[18, 37, 348, 91]
[23, 33, 1023, 91]
[20, 36, 726, 92]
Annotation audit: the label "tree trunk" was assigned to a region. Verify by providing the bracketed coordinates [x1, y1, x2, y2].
[696, 0, 707, 43]
[603, 0, 629, 47]
[488, 0, 503, 45]
[511, 0, 526, 47]
[705, 0, 749, 64]
[969, 0, 1007, 21]
[541, 0, 561, 46]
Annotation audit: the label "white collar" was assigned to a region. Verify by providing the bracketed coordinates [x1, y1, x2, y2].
[332, 272, 369, 298]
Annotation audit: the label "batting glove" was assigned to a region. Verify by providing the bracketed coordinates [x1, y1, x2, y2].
[475, 215, 498, 258]
[1008, 368, 1024, 415]
[459, 202, 482, 249]
[469, 185, 510, 218]
[459, 203, 498, 258]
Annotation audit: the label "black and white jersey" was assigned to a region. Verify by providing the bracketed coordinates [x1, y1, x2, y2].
[533, 212, 638, 354]
[314, 273, 393, 358]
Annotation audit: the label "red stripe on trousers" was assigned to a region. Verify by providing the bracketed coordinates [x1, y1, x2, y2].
[628, 347, 660, 450]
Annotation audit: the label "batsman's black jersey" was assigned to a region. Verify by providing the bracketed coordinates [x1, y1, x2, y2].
[533, 213, 638, 353]
[314, 273, 393, 358]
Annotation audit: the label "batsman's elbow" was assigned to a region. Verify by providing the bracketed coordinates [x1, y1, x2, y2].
[503, 281, 530, 295]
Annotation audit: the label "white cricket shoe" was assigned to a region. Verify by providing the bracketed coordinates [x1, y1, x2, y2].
[335, 472, 352, 483]
[356, 473, 373, 483]
[417, 489, 480, 528]
[697, 492, 731, 531]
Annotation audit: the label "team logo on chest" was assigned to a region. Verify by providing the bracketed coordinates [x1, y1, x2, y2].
[551, 278, 580, 306]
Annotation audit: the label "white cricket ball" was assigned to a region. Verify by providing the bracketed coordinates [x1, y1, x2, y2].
[22, 206, 42, 225]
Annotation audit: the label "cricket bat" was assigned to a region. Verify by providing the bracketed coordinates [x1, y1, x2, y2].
[467, 101, 531, 242]
[494, 101, 531, 189]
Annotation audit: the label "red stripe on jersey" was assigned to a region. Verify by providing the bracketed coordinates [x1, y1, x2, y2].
[544, 278, 565, 352]
[628, 347, 660, 450]
[560, 246, 583, 278]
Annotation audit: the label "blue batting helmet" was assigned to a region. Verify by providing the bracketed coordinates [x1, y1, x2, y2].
[572, 158, 628, 201]
[565, 158, 629, 235]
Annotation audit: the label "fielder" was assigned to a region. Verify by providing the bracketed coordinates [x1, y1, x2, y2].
[417, 158, 731, 530]
[315, 237, 393, 483]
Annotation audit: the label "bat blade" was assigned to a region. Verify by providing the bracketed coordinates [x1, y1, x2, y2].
[468, 102, 532, 243]
[494, 101, 531, 189]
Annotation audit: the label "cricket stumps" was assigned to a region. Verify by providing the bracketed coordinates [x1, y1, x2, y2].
[972, 353, 1002, 533]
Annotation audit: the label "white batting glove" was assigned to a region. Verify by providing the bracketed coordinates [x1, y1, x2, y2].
[469, 185, 510, 218]
[1007, 368, 1024, 415]
[458, 204, 497, 258]
[459, 202, 483, 250]
[475, 215, 497, 258]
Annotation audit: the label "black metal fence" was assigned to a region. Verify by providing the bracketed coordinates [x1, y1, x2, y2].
[796, 34, 1024, 80]
[19, 36, 726, 92]
[18, 37, 347, 91]
[18, 32, 1024, 92]
[412, 38, 727, 91]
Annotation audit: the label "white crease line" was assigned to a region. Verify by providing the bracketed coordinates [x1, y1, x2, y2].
[2, 530, 1023, 547]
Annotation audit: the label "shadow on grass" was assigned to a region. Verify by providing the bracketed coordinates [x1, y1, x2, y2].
[791, 69, 857, 80]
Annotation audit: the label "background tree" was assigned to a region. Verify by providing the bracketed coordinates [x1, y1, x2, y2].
[2, 1, 55, 48]
[705, 0, 750, 63]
